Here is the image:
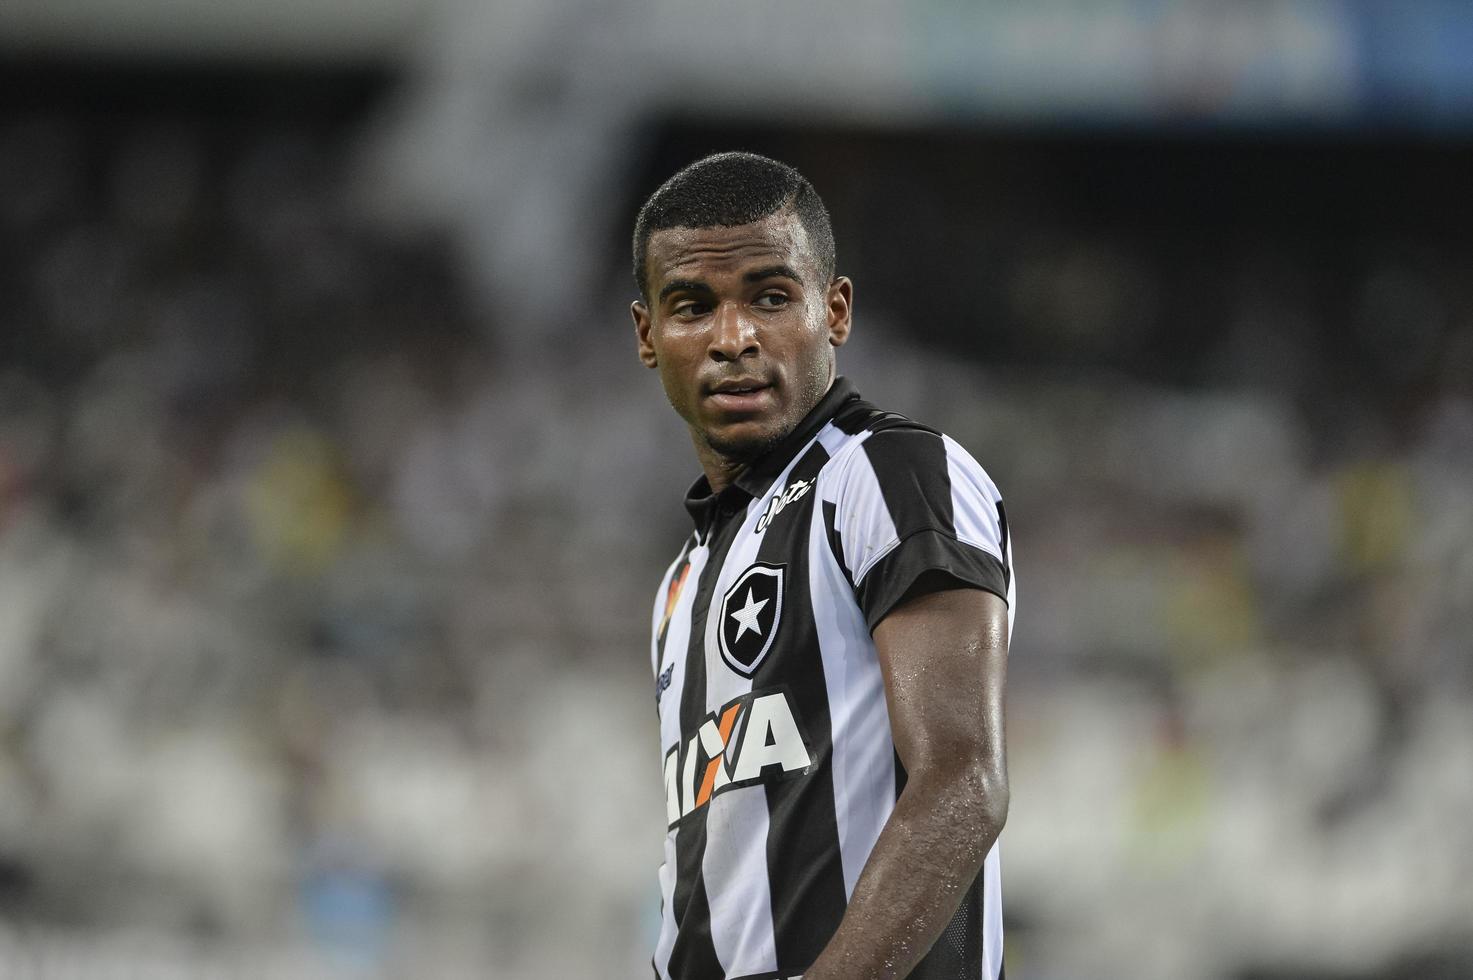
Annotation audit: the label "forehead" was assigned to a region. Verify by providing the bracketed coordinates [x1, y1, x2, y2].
[645, 210, 818, 288]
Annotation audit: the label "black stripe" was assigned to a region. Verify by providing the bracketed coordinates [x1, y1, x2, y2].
[996, 501, 1011, 590]
[859, 427, 956, 539]
[830, 396, 931, 438]
[830, 397, 886, 435]
[669, 879, 722, 979]
[820, 501, 852, 589]
[751, 443, 849, 974]
[905, 869, 985, 980]
[667, 515, 746, 980]
[853, 428, 1013, 629]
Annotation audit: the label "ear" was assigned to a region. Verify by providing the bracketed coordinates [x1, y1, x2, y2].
[826, 276, 853, 349]
[632, 300, 659, 368]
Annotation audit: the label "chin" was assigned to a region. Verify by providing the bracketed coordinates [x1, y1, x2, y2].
[705, 421, 785, 462]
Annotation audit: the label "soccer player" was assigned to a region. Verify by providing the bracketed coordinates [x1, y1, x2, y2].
[632, 152, 1014, 980]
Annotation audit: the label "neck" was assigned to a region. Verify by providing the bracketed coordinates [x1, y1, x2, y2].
[693, 440, 749, 495]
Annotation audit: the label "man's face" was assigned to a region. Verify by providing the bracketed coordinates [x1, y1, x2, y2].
[632, 209, 852, 466]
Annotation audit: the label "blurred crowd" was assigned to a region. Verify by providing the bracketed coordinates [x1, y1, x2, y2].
[0, 89, 1471, 979]
[0, 104, 680, 977]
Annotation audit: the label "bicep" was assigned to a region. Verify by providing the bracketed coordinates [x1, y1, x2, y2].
[872, 584, 1009, 782]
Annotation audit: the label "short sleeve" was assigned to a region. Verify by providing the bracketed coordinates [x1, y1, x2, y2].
[831, 426, 1011, 631]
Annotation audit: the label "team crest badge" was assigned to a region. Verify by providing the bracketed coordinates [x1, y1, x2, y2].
[718, 562, 785, 676]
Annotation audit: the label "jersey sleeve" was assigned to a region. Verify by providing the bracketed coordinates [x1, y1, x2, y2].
[831, 426, 1011, 631]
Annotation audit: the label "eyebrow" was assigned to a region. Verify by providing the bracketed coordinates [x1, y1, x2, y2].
[744, 264, 804, 286]
[657, 278, 711, 303]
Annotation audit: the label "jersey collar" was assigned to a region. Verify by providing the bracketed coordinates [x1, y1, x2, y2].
[683, 376, 860, 534]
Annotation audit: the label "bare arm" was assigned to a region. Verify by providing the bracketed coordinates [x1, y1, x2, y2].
[804, 583, 1009, 980]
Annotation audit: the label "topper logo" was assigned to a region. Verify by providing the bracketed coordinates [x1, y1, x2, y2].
[663, 690, 812, 828]
[756, 478, 813, 532]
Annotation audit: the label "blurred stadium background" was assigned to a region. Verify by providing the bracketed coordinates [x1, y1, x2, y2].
[2, 2, 1472, 978]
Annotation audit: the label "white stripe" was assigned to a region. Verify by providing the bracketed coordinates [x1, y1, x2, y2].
[650, 544, 686, 675]
[831, 435, 897, 583]
[659, 545, 706, 760]
[653, 543, 707, 979]
[982, 841, 1004, 979]
[653, 832, 679, 980]
[809, 468, 894, 898]
[944, 435, 1016, 641]
[815, 421, 849, 457]
[942, 435, 1006, 565]
[698, 469, 786, 975]
[1004, 524, 1016, 648]
[702, 785, 778, 976]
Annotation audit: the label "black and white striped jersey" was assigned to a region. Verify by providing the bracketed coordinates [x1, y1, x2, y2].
[648, 377, 1014, 980]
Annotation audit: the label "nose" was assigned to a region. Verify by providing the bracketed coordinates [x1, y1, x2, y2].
[708, 301, 759, 362]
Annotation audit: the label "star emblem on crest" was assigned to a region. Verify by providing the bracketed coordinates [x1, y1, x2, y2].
[729, 588, 769, 641]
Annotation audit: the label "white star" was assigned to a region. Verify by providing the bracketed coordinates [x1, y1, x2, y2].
[729, 588, 770, 642]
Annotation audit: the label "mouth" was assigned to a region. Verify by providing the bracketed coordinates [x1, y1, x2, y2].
[705, 378, 774, 413]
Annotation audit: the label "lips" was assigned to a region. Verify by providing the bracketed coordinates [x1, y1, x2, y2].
[710, 379, 769, 395]
[706, 377, 774, 412]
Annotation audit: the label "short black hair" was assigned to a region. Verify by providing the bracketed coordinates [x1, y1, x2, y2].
[632, 151, 836, 299]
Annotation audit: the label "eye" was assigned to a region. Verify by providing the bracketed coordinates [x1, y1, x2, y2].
[673, 300, 710, 318]
[754, 292, 789, 309]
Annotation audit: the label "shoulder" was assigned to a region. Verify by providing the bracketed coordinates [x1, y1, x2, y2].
[816, 407, 1000, 504]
